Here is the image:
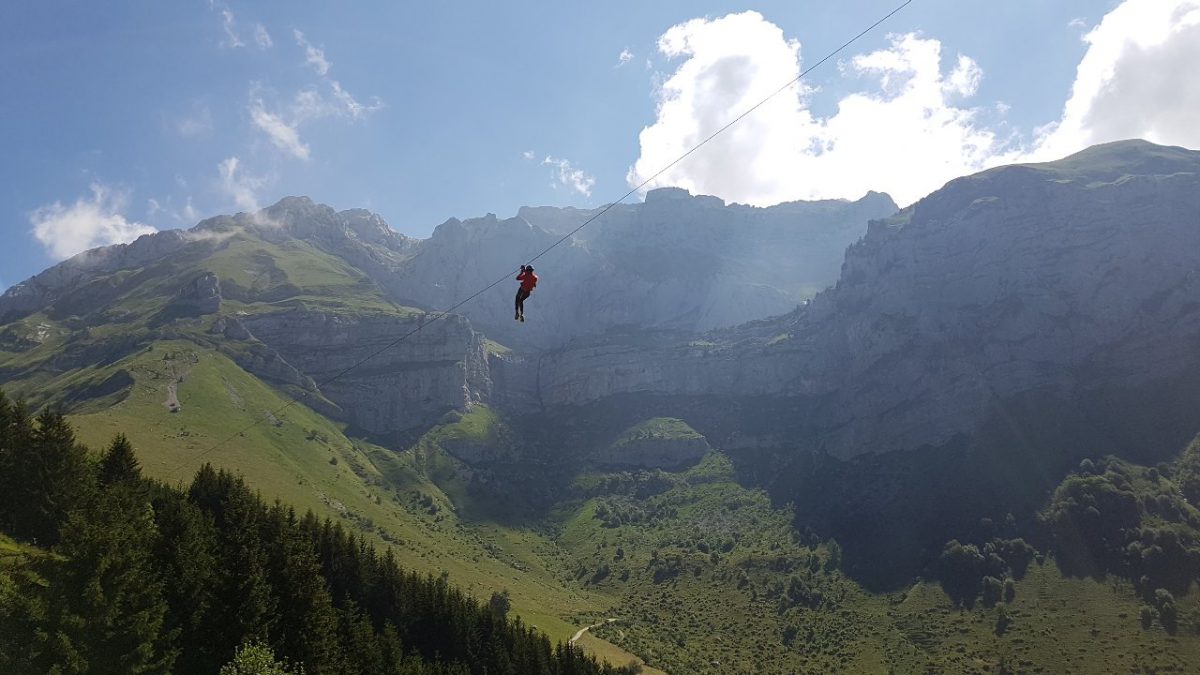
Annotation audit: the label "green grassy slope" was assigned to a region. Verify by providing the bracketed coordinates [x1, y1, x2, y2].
[0, 228, 620, 650]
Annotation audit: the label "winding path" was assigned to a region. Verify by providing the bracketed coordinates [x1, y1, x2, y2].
[569, 618, 616, 645]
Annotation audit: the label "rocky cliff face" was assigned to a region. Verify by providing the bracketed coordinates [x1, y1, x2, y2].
[394, 188, 896, 345]
[0, 230, 191, 323]
[501, 141, 1200, 459]
[238, 310, 490, 437]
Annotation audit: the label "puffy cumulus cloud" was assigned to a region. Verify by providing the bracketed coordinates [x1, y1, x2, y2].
[294, 29, 331, 75]
[631, 4, 1200, 208]
[218, 157, 266, 213]
[30, 183, 157, 260]
[629, 11, 1007, 206]
[543, 156, 596, 197]
[254, 23, 273, 49]
[1031, 0, 1200, 159]
[250, 98, 310, 159]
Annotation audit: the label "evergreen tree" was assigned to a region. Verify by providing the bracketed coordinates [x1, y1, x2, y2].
[37, 487, 177, 673]
[150, 489, 220, 675]
[99, 433, 141, 486]
[207, 475, 277, 662]
[263, 505, 343, 674]
[0, 405, 91, 545]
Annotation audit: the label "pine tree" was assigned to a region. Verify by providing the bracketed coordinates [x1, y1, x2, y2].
[37, 487, 177, 673]
[151, 490, 220, 675]
[3, 408, 94, 545]
[263, 504, 343, 674]
[99, 433, 142, 486]
[209, 477, 277, 662]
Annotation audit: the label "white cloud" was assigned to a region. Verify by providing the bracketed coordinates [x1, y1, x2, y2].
[617, 48, 634, 67]
[629, 12, 1008, 206]
[176, 104, 213, 138]
[630, 4, 1200, 209]
[30, 183, 158, 260]
[219, 8, 244, 48]
[249, 78, 381, 160]
[218, 157, 266, 213]
[294, 29, 331, 75]
[1068, 17, 1089, 30]
[543, 156, 596, 197]
[329, 80, 383, 120]
[250, 98, 310, 159]
[254, 23, 273, 49]
[522, 150, 536, 160]
[1031, 0, 1200, 159]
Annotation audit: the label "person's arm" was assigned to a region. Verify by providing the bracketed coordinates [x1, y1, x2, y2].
[516, 269, 526, 281]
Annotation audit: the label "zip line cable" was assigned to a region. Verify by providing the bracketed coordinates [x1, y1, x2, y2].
[168, 0, 913, 478]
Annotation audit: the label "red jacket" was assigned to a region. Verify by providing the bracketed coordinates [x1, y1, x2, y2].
[516, 270, 538, 292]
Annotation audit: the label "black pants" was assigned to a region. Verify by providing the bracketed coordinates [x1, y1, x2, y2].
[515, 288, 530, 315]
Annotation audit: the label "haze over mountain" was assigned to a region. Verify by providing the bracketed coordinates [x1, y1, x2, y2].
[5, 140, 1200, 673]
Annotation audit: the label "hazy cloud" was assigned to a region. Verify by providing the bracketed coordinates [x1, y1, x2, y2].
[146, 196, 199, 224]
[294, 29, 331, 75]
[617, 48, 634, 67]
[250, 97, 310, 159]
[522, 150, 536, 160]
[30, 183, 157, 260]
[254, 23, 273, 49]
[543, 156, 596, 197]
[218, 157, 265, 212]
[329, 81, 383, 120]
[219, 8, 244, 48]
[176, 103, 213, 138]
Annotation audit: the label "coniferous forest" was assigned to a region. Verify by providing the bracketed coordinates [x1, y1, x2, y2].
[0, 390, 639, 674]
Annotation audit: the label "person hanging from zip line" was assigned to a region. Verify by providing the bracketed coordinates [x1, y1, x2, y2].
[515, 264, 538, 322]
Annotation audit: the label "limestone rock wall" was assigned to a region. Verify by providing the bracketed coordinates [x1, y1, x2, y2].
[240, 310, 491, 436]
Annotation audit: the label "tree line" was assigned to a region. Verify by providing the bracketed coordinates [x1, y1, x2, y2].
[0, 390, 640, 674]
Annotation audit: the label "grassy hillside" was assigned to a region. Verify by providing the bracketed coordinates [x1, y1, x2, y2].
[0, 227, 630, 655]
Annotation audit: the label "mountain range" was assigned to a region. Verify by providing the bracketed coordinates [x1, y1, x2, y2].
[4, 139, 1200, 673]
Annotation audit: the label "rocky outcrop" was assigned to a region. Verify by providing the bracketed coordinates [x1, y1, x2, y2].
[239, 309, 491, 437]
[0, 229, 191, 323]
[173, 272, 222, 315]
[500, 141, 1200, 459]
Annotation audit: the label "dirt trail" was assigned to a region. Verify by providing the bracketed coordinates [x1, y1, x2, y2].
[569, 619, 616, 645]
[164, 383, 180, 412]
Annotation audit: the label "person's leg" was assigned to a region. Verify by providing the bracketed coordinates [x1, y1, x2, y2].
[517, 289, 529, 319]
[515, 289, 522, 320]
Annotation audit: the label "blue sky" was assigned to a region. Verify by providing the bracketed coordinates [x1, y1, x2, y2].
[3, 0, 1198, 289]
